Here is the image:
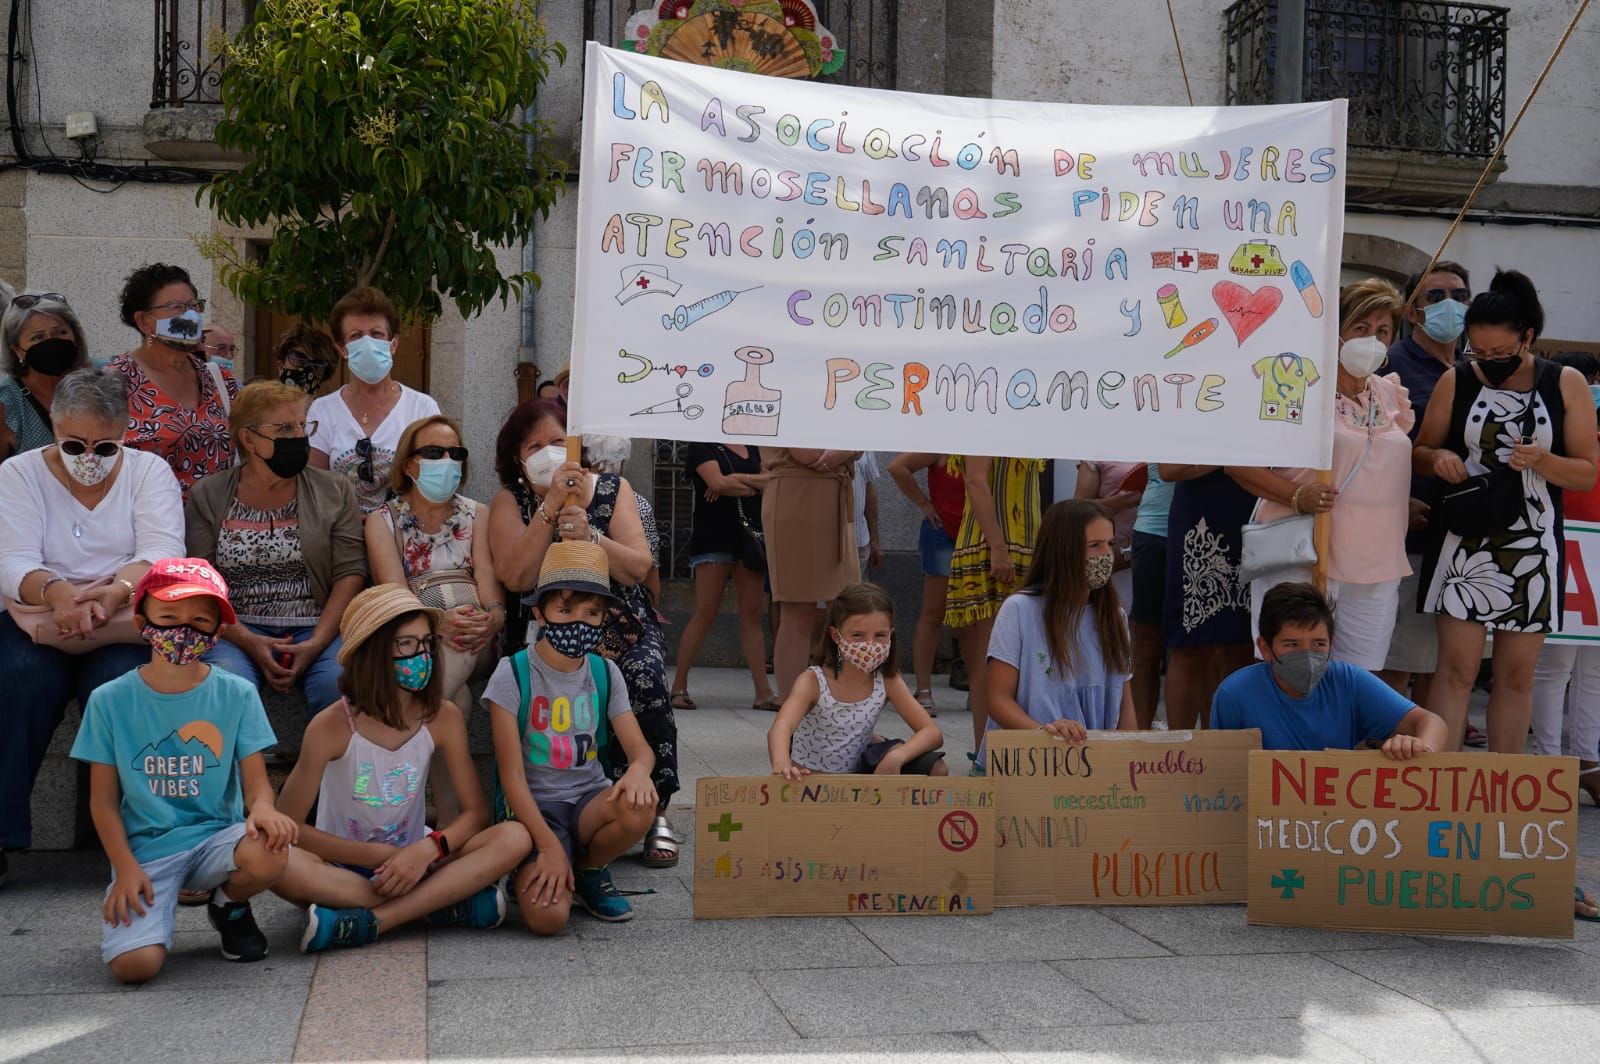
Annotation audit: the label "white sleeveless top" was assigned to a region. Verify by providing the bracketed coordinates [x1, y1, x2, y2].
[314, 699, 435, 847]
[789, 666, 885, 773]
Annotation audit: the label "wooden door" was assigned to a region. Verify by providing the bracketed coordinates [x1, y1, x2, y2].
[251, 304, 430, 396]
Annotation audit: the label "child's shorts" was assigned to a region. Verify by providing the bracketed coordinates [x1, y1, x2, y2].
[524, 785, 606, 863]
[857, 738, 945, 775]
[100, 822, 246, 964]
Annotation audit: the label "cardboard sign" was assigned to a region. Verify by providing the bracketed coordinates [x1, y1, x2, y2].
[988, 729, 1260, 907]
[692, 775, 995, 918]
[1546, 520, 1600, 643]
[570, 43, 1348, 467]
[1247, 751, 1579, 938]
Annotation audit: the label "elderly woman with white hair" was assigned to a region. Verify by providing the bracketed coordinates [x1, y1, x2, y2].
[0, 292, 92, 463]
[0, 369, 185, 872]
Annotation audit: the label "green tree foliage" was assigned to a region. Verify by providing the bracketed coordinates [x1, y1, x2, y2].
[202, 0, 566, 325]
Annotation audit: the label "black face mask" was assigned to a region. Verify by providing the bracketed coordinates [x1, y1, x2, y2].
[19, 337, 79, 377]
[1478, 356, 1522, 388]
[279, 364, 328, 394]
[261, 435, 310, 479]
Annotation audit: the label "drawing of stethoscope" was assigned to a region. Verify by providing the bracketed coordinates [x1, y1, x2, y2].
[632, 382, 704, 420]
[662, 287, 761, 331]
[616, 348, 714, 384]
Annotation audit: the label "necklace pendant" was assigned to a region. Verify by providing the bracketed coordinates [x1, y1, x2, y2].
[72, 522, 83, 538]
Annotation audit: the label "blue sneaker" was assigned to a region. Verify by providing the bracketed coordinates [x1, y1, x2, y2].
[574, 866, 633, 922]
[299, 904, 378, 953]
[426, 884, 507, 929]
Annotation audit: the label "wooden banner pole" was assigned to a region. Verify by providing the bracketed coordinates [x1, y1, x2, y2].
[1312, 468, 1333, 594]
[563, 435, 585, 528]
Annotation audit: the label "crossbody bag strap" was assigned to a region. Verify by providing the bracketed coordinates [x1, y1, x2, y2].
[386, 502, 410, 579]
[205, 361, 231, 415]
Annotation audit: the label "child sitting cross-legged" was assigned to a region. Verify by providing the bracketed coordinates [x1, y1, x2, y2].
[486, 541, 658, 933]
[768, 583, 947, 781]
[70, 558, 295, 984]
[273, 584, 532, 952]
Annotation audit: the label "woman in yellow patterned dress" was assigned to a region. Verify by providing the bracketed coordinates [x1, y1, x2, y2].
[944, 455, 1045, 764]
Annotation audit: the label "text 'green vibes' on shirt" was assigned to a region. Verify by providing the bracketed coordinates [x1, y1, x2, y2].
[69, 666, 277, 863]
[483, 650, 631, 805]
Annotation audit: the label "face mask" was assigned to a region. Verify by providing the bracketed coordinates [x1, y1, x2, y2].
[1270, 649, 1330, 695]
[1338, 335, 1388, 378]
[20, 337, 78, 377]
[60, 443, 118, 486]
[153, 309, 205, 349]
[414, 457, 463, 503]
[209, 356, 234, 374]
[835, 637, 891, 673]
[1589, 384, 1600, 409]
[141, 621, 219, 666]
[1477, 356, 1521, 388]
[393, 651, 433, 692]
[1085, 552, 1114, 590]
[345, 335, 394, 384]
[541, 618, 605, 659]
[523, 444, 565, 489]
[1420, 299, 1467, 344]
[279, 365, 328, 394]
[260, 434, 310, 479]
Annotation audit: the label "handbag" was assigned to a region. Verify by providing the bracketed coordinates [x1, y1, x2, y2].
[388, 503, 480, 611]
[1436, 361, 1544, 539]
[4, 576, 142, 653]
[715, 448, 767, 573]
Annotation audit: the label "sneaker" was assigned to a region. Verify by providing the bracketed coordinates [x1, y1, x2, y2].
[207, 899, 270, 962]
[426, 884, 507, 929]
[967, 751, 987, 777]
[574, 866, 634, 922]
[299, 904, 378, 954]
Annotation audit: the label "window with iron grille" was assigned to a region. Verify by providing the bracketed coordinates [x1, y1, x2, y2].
[152, 1, 253, 109]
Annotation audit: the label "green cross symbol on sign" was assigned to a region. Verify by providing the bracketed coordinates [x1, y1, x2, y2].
[707, 812, 744, 842]
[1271, 869, 1306, 899]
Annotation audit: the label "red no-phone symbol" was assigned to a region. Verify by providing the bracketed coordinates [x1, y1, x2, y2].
[939, 811, 978, 852]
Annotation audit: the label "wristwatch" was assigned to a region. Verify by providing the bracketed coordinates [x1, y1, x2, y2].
[428, 829, 449, 859]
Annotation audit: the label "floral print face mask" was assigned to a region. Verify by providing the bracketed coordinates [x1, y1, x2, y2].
[141, 621, 219, 666]
[393, 651, 433, 692]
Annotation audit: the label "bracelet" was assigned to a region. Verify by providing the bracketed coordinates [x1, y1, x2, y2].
[36, 574, 64, 605]
[115, 578, 136, 605]
[485, 601, 505, 612]
[1289, 485, 1307, 515]
[535, 501, 554, 525]
[428, 829, 450, 859]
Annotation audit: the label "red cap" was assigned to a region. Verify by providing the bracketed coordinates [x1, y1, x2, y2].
[134, 558, 237, 626]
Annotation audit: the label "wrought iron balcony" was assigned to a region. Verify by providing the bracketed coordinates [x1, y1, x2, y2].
[1224, 0, 1507, 160]
[151, 0, 247, 108]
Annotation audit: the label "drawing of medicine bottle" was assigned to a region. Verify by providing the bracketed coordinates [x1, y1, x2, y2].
[722, 346, 782, 437]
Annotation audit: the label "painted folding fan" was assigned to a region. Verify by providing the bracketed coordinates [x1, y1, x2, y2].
[622, 1, 848, 79]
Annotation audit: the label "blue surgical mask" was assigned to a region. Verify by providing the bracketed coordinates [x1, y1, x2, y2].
[414, 457, 462, 503]
[1420, 299, 1467, 344]
[210, 356, 234, 374]
[154, 309, 205, 348]
[1589, 383, 1600, 409]
[345, 335, 394, 384]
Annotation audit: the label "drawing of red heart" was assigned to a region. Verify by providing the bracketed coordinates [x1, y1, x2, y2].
[1212, 281, 1283, 344]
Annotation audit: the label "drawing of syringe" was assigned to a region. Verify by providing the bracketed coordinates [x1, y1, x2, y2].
[662, 287, 762, 331]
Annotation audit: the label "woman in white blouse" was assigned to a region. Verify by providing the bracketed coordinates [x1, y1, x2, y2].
[0, 369, 184, 862]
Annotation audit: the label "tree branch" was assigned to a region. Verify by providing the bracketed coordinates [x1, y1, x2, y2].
[356, 209, 397, 288]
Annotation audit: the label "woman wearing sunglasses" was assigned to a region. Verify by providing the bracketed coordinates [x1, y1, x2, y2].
[367, 415, 504, 713]
[0, 370, 185, 876]
[274, 323, 340, 396]
[186, 381, 367, 717]
[1, 292, 91, 463]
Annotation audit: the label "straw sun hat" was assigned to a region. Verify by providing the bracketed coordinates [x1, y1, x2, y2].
[337, 584, 445, 666]
[520, 540, 619, 607]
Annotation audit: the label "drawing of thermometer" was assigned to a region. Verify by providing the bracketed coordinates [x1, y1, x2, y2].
[1162, 318, 1218, 358]
[662, 287, 762, 331]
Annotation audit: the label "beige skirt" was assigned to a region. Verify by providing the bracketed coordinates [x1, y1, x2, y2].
[761, 471, 860, 603]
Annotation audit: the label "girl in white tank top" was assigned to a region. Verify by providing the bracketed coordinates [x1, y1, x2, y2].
[315, 697, 434, 849]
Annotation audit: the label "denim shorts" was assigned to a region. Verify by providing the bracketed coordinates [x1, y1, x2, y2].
[919, 519, 956, 577]
[690, 551, 740, 569]
[523, 784, 606, 863]
[100, 822, 246, 963]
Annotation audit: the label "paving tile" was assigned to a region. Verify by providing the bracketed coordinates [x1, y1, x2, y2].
[575, 915, 892, 972]
[604, 870, 695, 920]
[981, 1018, 1367, 1063]
[0, 927, 314, 995]
[1102, 903, 1424, 955]
[1050, 953, 1433, 1023]
[428, 971, 795, 1052]
[852, 906, 1171, 964]
[294, 950, 427, 1062]
[1319, 942, 1600, 1010]
[427, 922, 593, 979]
[616, 1032, 1007, 1064]
[1307, 1004, 1600, 1064]
[756, 961, 1129, 1038]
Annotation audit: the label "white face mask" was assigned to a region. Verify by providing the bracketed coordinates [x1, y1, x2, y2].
[522, 443, 565, 489]
[1338, 335, 1388, 378]
[60, 443, 120, 486]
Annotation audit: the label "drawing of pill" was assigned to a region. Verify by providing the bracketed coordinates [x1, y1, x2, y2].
[1290, 261, 1324, 318]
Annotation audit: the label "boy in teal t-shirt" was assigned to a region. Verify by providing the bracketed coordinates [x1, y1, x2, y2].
[69, 558, 297, 984]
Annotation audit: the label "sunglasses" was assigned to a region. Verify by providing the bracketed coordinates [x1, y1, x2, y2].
[60, 439, 122, 458]
[355, 436, 375, 484]
[281, 350, 332, 372]
[414, 445, 467, 462]
[11, 292, 66, 310]
[1421, 287, 1471, 305]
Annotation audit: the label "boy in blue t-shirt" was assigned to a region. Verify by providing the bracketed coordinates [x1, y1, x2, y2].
[69, 558, 297, 984]
[1212, 582, 1447, 758]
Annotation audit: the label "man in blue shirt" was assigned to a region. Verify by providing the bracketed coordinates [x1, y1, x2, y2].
[1212, 582, 1447, 758]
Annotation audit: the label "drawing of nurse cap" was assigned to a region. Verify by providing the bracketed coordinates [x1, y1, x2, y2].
[616, 263, 683, 304]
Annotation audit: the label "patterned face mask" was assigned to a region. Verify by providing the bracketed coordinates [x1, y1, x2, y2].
[834, 637, 891, 673]
[393, 651, 433, 692]
[541, 618, 605, 659]
[1086, 552, 1114, 590]
[141, 621, 219, 665]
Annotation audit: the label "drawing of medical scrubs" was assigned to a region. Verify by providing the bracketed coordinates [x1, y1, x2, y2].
[1252, 354, 1320, 424]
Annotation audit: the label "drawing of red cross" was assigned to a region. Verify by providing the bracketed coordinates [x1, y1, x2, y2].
[1250, 254, 1265, 269]
[1176, 251, 1194, 268]
[636, 276, 651, 288]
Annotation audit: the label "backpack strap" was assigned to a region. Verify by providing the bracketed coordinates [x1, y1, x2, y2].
[204, 360, 231, 416]
[587, 653, 613, 767]
[1446, 364, 1481, 461]
[491, 648, 535, 823]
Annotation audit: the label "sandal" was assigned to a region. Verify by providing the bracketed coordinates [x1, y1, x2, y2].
[640, 816, 680, 868]
[1464, 724, 1488, 748]
[1577, 886, 1600, 922]
[670, 691, 697, 711]
[752, 696, 781, 711]
[913, 688, 938, 717]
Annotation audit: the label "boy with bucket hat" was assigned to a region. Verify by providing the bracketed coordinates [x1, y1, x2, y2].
[486, 541, 657, 931]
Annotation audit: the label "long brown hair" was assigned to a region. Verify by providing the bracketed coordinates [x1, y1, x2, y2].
[336, 610, 442, 730]
[810, 582, 900, 678]
[1018, 500, 1130, 677]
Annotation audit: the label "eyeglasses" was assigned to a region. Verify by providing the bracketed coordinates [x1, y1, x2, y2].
[249, 419, 317, 439]
[149, 299, 207, 314]
[1421, 287, 1471, 305]
[59, 438, 122, 458]
[413, 445, 467, 462]
[355, 436, 374, 483]
[281, 350, 332, 372]
[392, 634, 439, 657]
[10, 293, 66, 310]
[204, 342, 238, 356]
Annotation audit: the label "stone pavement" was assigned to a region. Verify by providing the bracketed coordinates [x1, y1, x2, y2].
[4, 667, 1600, 1063]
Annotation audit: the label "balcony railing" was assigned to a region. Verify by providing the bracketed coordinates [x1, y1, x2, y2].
[1224, 0, 1507, 159]
[152, 0, 245, 108]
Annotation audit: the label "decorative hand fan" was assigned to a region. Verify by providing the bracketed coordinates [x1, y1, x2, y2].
[624, 0, 846, 79]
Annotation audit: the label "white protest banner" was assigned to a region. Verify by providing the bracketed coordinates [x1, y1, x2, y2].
[1546, 520, 1600, 643]
[569, 42, 1347, 465]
